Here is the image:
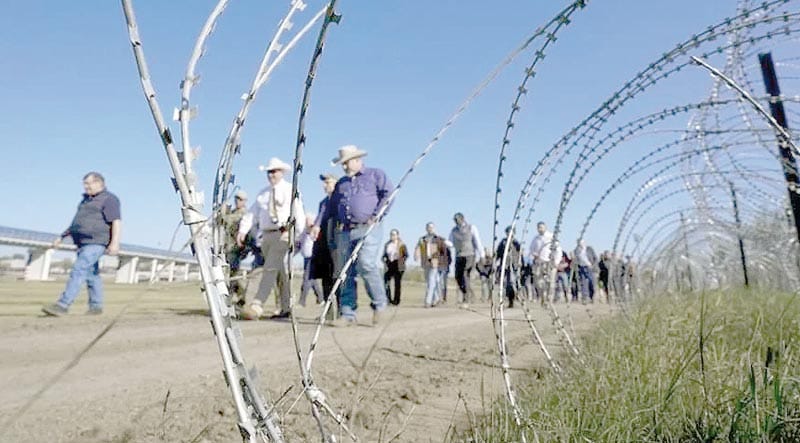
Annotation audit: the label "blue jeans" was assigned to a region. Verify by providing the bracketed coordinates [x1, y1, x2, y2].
[57, 244, 106, 309]
[334, 224, 388, 319]
[578, 265, 595, 300]
[555, 271, 570, 301]
[424, 267, 439, 306]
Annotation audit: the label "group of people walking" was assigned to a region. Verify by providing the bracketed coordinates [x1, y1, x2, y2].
[222, 151, 638, 324]
[492, 222, 637, 306]
[39, 150, 633, 321]
[224, 145, 393, 326]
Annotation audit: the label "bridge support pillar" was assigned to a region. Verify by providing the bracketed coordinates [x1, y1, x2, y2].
[24, 248, 54, 281]
[116, 256, 139, 284]
[167, 261, 176, 282]
[148, 259, 159, 282]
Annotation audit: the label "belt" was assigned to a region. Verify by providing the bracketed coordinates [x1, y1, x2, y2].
[336, 221, 369, 231]
[264, 226, 287, 233]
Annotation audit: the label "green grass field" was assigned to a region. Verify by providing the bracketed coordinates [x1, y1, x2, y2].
[0, 279, 208, 317]
[461, 290, 800, 442]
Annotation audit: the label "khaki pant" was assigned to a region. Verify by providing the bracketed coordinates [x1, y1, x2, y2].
[533, 261, 553, 303]
[246, 231, 290, 313]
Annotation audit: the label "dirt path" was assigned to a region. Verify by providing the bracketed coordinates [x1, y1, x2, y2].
[0, 280, 614, 442]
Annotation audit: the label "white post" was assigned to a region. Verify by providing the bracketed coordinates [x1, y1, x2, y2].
[148, 259, 159, 282]
[24, 248, 54, 281]
[167, 261, 176, 282]
[183, 263, 190, 281]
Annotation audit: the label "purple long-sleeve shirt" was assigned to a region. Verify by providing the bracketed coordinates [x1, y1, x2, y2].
[322, 167, 393, 227]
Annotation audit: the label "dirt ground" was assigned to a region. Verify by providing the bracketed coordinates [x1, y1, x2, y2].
[0, 278, 614, 442]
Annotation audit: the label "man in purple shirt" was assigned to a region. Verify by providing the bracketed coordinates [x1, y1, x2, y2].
[314, 145, 393, 326]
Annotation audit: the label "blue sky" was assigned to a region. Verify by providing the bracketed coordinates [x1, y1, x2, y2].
[1, 1, 794, 261]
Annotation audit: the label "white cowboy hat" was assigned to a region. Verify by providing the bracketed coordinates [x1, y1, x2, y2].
[330, 144, 367, 165]
[234, 189, 248, 199]
[258, 157, 291, 172]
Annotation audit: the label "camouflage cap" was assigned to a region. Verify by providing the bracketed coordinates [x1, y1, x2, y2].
[319, 173, 338, 183]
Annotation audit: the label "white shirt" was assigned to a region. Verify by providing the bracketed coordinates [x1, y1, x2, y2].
[529, 230, 562, 265]
[385, 241, 399, 262]
[298, 230, 315, 258]
[575, 245, 591, 267]
[238, 179, 306, 235]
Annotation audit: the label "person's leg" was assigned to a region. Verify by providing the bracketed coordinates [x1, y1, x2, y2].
[454, 257, 466, 301]
[425, 267, 438, 306]
[463, 256, 475, 305]
[299, 257, 312, 306]
[56, 244, 106, 309]
[395, 270, 403, 305]
[246, 232, 284, 316]
[554, 272, 565, 302]
[311, 278, 323, 303]
[335, 230, 358, 320]
[353, 225, 388, 312]
[578, 266, 589, 302]
[85, 250, 104, 311]
[384, 265, 393, 305]
[321, 270, 337, 320]
[275, 237, 291, 314]
[504, 270, 514, 307]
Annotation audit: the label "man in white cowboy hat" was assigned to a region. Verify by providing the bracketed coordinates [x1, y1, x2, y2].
[237, 157, 306, 320]
[314, 144, 393, 326]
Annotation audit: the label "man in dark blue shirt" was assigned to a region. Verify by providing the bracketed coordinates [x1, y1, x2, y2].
[43, 172, 121, 316]
[315, 145, 393, 326]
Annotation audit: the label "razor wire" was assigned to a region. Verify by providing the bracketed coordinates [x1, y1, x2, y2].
[212, 0, 325, 248]
[282, 1, 346, 441]
[548, 21, 800, 258]
[298, 0, 590, 405]
[488, 5, 800, 327]
[505, 5, 799, 247]
[581, 138, 783, 248]
[485, 1, 589, 436]
[613, 167, 780, 258]
[110, 1, 800, 441]
[621, 183, 779, 259]
[624, 202, 774, 263]
[120, 1, 285, 440]
[544, 21, 800, 305]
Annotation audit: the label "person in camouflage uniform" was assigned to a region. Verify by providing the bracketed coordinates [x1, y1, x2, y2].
[220, 190, 249, 304]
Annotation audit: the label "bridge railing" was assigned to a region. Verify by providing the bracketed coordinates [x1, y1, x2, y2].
[0, 225, 199, 283]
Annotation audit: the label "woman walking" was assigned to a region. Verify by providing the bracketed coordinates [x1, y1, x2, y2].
[383, 229, 408, 305]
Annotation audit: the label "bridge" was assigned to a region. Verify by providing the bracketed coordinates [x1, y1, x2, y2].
[0, 226, 200, 283]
